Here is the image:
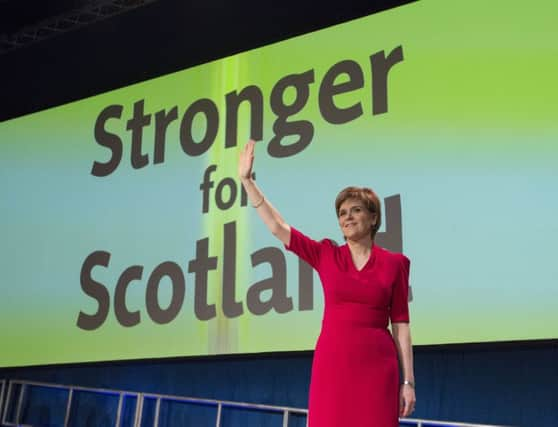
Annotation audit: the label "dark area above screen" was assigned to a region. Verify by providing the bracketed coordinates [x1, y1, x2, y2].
[0, 0, 415, 122]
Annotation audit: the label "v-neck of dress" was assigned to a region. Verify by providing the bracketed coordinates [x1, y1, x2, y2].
[345, 243, 376, 272]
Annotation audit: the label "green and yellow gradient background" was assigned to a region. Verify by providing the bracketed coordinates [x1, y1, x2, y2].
[1, 0, 556, 367]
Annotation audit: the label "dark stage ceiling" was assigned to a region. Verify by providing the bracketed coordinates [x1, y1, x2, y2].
[0, 0, 414, 121]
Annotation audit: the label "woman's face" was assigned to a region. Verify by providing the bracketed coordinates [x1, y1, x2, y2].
[337, 198, 376, 241]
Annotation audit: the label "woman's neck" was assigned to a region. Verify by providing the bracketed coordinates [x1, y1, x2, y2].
[346, 236, 374, 256]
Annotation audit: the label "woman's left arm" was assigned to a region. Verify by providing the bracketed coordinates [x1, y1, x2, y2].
[392, 322, 416, 418]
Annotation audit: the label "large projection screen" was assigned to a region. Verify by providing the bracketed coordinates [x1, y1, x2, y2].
[1, 0, 557, 367]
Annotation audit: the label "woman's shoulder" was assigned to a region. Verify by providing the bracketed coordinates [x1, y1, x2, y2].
[309, 237, 339, 256]
[375, 245, 410, 264]
[320, 237, 339, 247]
[289, 226, 339, 251]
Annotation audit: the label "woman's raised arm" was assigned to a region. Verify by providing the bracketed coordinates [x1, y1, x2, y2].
[238, 139, 291, 245]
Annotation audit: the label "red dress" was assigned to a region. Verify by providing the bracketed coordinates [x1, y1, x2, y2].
[286, 227, 411, 427]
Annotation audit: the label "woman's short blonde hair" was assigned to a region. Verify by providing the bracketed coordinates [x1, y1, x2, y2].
[334, 186, 382, 238]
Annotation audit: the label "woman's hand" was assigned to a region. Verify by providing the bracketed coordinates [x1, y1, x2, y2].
[237, 138, 291, 245]
[399, 383, 416, 418]
[239, 139, 256, 179]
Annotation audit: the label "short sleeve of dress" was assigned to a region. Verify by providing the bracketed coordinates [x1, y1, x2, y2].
[390, 254, 411, 323]
[284, 226, 323, 269]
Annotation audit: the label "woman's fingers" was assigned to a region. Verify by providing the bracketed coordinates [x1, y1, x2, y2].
[239, 139, 256, 178]
[404, 398, 413, 417]
[399, 389, 416, 418]
[247, 138, 255, 157]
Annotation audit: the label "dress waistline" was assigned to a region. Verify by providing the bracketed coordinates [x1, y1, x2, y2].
[322, 304, 389, 329]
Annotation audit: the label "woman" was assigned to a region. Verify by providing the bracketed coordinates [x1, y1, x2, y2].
[239, 139, 416, 427]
